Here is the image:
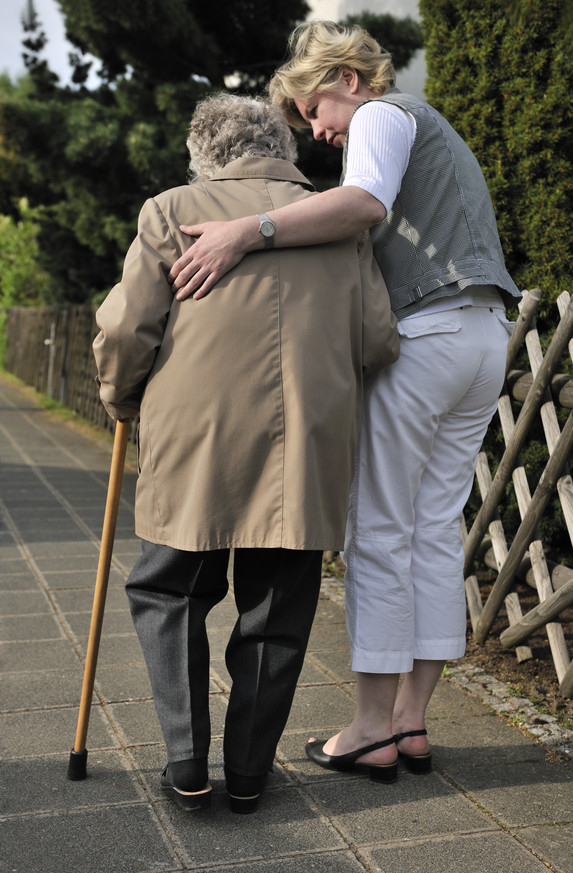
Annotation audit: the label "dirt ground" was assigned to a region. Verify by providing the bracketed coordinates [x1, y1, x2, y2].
[323, 555, 573, 731]
[462, 577, 573, 731]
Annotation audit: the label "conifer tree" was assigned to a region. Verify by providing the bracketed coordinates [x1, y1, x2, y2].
[21, 0, 60, 93]
[0, 2, 425, 302]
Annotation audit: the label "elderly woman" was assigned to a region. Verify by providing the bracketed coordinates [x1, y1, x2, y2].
[93, 93, 398, 814]
[166, 23, 521, 781]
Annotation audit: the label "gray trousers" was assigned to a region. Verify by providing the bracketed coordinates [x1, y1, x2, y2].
[126, 542, 322, 777]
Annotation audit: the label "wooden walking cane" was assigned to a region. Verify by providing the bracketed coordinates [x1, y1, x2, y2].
[67, 419, 130, 780]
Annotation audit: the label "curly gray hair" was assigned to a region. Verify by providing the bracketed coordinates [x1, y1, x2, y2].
[187, 93, 298, 181]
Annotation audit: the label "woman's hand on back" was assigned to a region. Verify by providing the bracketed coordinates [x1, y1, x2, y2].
[168, 187, 385, 300]
[169, 216, 257, 300]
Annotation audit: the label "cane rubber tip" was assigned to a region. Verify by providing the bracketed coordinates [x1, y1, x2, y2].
[67, 748, 88, 781]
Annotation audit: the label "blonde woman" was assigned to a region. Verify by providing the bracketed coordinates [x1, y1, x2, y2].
[168, 22, 520, 779]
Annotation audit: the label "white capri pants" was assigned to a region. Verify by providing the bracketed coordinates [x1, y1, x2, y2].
[344, 302, 513, 674]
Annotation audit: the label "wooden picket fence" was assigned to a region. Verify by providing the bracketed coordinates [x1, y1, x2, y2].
[5, 305, 137, 442]
[5, 292, 573, 695]
[463, 290, 573, 697]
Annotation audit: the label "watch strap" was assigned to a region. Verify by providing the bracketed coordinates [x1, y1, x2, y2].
[257, 212, 275, 248]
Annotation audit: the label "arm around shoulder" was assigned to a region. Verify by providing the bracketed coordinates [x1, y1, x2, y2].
[269, 185, 386, 248]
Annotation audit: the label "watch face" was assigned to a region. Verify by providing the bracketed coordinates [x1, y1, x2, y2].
[261, 221, 274, 237]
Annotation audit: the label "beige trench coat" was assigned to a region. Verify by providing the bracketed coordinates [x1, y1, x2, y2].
[93, 157, 399, 551]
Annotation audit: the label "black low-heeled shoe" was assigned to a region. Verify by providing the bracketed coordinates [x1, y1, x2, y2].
[160, 764, 212, 811]
[305, 737, 398, 783]
[225, 769, 268, 814]
[394, 729, 432, 774]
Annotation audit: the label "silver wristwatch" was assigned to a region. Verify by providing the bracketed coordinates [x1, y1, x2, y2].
[257, 213, 276, 248]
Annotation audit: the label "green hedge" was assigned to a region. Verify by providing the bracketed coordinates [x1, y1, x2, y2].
[420, 0, 573, 316]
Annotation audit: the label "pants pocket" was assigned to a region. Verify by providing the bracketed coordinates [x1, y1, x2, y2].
[398, 309, 462, 339]
[493, 310, 515, 335]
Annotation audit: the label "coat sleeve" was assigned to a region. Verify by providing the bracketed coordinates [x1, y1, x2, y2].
[356, 231, 400, 373]
[92, 198, 177, 421]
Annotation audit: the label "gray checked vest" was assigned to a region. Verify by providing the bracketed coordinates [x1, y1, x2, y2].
[342, 90, 521, 318]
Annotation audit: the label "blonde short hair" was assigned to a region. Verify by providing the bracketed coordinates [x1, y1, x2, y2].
[187, 93, 297, 181]
[269, 20, 396, 128]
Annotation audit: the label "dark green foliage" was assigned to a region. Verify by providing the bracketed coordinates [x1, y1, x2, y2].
[21, 0, 60, 94]
[2, 0, 308, 303]
[56, 0, 311, 89]
[0, 3, 425, 302]
[342, 11, 424, 71]
[0, 67, 207, 301]
[420, 0, 573, 313]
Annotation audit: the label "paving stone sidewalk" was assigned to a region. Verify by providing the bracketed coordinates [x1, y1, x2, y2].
[1, 372, 572, 873]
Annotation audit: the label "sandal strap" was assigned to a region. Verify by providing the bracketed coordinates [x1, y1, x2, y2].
[393, 729, 427, 742]
[356, 737, 396, 755]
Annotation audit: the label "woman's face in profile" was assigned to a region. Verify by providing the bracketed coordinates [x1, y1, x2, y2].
[294, 68, 364, 149]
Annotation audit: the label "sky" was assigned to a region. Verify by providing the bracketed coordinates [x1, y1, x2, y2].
[0, 0, 426, 96]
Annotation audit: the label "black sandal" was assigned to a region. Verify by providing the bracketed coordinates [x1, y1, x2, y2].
[394, 729, 432, 774]
[305, 737, 398, 783]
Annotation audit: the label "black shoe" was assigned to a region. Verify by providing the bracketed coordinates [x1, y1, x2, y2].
[394, 729, 432, 774]
[160, 764, 212, 811]
[305, 737, 398, 783]
[225, 768, 268, 814]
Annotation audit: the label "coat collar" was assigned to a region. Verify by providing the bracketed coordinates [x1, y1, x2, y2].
[210, 157, 315, 190]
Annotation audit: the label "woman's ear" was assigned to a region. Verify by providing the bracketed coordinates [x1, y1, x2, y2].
[339, 65, 361, 94]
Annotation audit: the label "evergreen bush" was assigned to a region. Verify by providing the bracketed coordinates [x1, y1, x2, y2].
[420, 0, 573, 316]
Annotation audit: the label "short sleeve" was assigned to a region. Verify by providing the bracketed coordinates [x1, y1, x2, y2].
[343, 101, 416, 213]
